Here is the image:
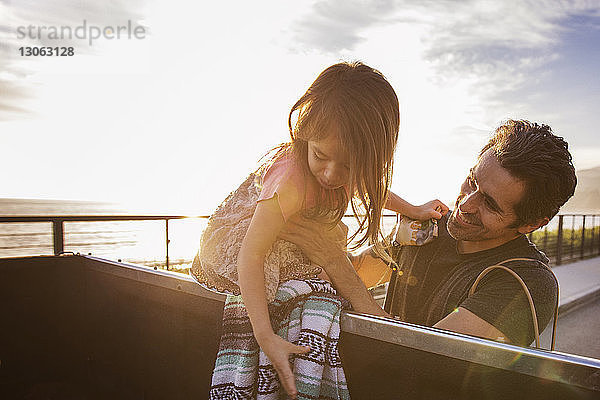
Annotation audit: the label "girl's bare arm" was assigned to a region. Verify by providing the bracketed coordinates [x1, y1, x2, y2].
[238, 197, 285, 339]
[385, 190, 449, 220]
[237, 196, 309, 399]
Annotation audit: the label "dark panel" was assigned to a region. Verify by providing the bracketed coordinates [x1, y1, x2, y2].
[340, 332, 598, 400]
[0, 256, 225, 399]
[3, 256, 598, 399]
[0, 256, 84, 398]
[81, 259, 224, 399]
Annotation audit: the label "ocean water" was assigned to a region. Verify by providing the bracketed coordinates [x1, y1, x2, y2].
[0, 198, 207, 267]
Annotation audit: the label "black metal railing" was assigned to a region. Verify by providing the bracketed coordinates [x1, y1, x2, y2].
[0, 215, 208, 270]
[527, 214, 600, 265]
[1, 213, 599, 268]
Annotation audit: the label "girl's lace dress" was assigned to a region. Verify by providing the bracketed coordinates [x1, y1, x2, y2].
[190, 171, 322, 302]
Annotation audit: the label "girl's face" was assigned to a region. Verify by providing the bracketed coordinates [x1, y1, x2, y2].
[307, 134, 350, 190]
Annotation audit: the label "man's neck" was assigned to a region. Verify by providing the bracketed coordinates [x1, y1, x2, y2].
[457, 233, 522, 254]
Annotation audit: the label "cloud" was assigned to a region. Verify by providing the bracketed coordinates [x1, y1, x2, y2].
[289, 0, 566, 54]
[5, 0, 147, 32]
[289, 0, 600, 94]
[0, 79, 32, 118]
[288, 0, 400, 53]
[0, 0, 147, 120]
[406, 1, 600, 97]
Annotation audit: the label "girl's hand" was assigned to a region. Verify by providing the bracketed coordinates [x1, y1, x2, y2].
[257, 333, 310, 399]
[407, 199, 449, 220]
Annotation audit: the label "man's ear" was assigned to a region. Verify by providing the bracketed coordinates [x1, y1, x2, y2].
[517, 217, 550, 235]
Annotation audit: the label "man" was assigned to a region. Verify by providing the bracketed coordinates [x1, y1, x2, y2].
[280, 119, 577, 347]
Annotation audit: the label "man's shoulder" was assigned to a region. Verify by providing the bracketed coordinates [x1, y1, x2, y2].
[488, 235, 549, 267]
[462, 237, 556, 303]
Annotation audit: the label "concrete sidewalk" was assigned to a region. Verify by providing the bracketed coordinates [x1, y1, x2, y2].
[552, 257, 600, 315]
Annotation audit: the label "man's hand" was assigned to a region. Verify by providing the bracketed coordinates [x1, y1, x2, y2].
[257, 333, 310, 399]
[280, 217, 349, 270]
[280, 217, 389, 317]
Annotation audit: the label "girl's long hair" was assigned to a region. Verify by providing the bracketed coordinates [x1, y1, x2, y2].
[271, 61, 400, 251]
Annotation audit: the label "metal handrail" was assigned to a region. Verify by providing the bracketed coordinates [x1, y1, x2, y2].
[530, 214, 600, 265]
[0, 214, 396, 270]
[0, 215, 209, 269]
[2, 213, 599, 268]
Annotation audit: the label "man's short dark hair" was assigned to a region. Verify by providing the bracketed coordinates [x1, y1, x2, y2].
[480, 119, 577, 226]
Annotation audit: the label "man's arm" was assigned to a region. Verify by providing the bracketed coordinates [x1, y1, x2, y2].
[439, 263, 557, 346]
[279, 218, 388, 317]
[278, 216, 516, 342]
[320, 253, 389, 317]
[329, 251, 511, 340]
[433, 307, 511, 343]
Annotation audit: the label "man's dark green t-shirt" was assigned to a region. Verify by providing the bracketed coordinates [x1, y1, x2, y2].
[389, 214, 557, 346]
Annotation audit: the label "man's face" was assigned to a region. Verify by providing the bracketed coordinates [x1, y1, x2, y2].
[447, 149, 526, 253]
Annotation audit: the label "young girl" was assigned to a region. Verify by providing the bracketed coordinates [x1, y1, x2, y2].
[191, 61, 448, 399]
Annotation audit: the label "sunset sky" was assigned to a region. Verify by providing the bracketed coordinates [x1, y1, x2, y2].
[1, 0, 599, 214]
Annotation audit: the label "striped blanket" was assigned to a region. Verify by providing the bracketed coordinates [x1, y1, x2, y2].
[209, 279, 351, 399]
